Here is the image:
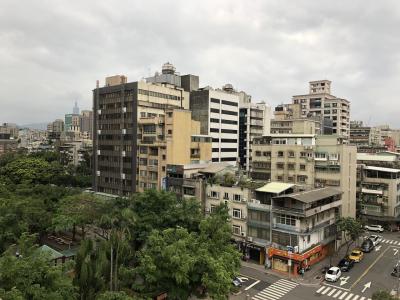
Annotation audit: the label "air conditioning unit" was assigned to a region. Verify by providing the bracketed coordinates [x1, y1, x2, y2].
[122, 129, 127, 134]
[97, 109, 102, 115]
[294, 246, 299, 253]
[96, 171, 101, 176]
[122, 151, 126, 157]
[247, 237, 253, 242]
[122, 107, 127, 113]
[242, 198, 247, 202]
[97, 130, 102, 135]
[241, 231, 246, 237]
[97, 150, 101, 155]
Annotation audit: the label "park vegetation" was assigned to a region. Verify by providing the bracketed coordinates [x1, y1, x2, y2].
[0, 151, 240, 299]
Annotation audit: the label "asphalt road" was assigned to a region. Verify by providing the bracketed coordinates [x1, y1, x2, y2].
[232, 232, 400, 300]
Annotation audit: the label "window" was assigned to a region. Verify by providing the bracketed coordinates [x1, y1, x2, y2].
[210, 108, 219, 113]
[221, 129, 237, 134]
[233, 194, 242, 202]
[277, 175, 283, 181]
[210, 98, 220, 103]
[288, 151, 295, 158]
[276, 214, 296, 226]
[297, 175, 307, 183]
[221, 148, 236, 152]
[278, 151, 284, 157]
[232, 225, 241, 235]
[277, 163, 284, 169]
[232, 208, 242, 219]
[210, 191, 219, 199]
[210, 118, 219, 123]
[210, 205, 217, 213]
[300, 164, 306, 171]
[224, 192, 229, 200]
[221, 100, 238, 107]
[210, 128, 219, 133]
[221, 110, 238, 116]
[221, 138, 237, 143]
[167, 129, 172, 134]
[287, 163, 295, 170]
[263, 151, 271, 157]
[221, 119, 237, 125]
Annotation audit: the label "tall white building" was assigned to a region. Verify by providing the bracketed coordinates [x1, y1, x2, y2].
[190, 85, 240, 164]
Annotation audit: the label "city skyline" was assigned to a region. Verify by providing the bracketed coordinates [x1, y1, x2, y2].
[1, 0, 400, 126]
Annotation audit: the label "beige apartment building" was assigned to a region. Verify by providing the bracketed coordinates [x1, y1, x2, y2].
[292, 80, 350, 138]
[357, 152, 400, 228]
[137, 108, 212, 192]
[251, 134, 357, 218]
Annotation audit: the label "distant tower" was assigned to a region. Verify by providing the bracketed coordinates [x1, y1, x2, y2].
[73, 101, 80, 114]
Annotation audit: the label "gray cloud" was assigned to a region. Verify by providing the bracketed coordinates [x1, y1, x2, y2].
[1, 0, 400, 127]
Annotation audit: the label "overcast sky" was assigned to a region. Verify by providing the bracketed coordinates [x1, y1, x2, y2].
[1, 0, 400, 126]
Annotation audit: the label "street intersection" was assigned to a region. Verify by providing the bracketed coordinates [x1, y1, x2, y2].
[234, 232, 400, 300]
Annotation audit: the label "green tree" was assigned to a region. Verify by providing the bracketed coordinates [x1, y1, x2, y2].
[372, 290, 397, 300]
[337, 217, 364, 254]
[52, 193, 105, 240]
[136, 204, 240, 300]
[0, 234, 77, 300]
[96, 291, 139, 300]
[2, 157, 53, 184]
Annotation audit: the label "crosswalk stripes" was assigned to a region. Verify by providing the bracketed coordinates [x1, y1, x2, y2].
[381, 239, 400, 245]
[316, 286, 371, 300]
[252, 279, 298, 300]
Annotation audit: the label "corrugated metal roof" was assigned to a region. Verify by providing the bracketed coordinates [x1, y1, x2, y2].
[273, 187, 342, 203]
[256, 182, 295, 194]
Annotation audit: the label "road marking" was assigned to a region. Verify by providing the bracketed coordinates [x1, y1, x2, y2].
[252, 279, 298, 300]
[317, 286, 326, 293]
[333, 290, 342, 298]
[339, 292, 348, 299]
[382, 239, 387, 243]
[362, 282, 371, 293]
[353, 295, 360, 300]
[360, 297, 365, 300]
[238, 276, 249, 282]
[394, 248, 399, 256]
[390, 240, 394, 244]
[328, 288, 337, 296]
[323, 283, 350, 291]
[350, 245, 391, 289]
[244, 279, 260, 291]
[345, 293, 354, 300]
[321, 287, 331, 295]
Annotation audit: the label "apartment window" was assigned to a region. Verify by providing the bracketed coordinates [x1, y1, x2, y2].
[276, 163, 284, 169]
[210, 118, 219, 123]
[212, 138, 219, 142]
[212, 148, 219, 152]
[233, 194, 242, 202]
[221, 129, 237, 134]
[288, 176, 294, 182]
[255, 151, 261, 156]
[167, 129, 172, 135]
[224, 192, 229, 200]
[221, 100, 238, 107]
[210, 191, 219, 199]
[210, 205, 217, 213]
[139, 170, 147, 177]
[232, 225, 241, 235]
[221, 148, 236, 152]
[221, 138, 237, 143]
[210, 128, 219, 133]
[277, 151, 284, 157]
[297, 175, 307, 183]
[300, 164, 306, 171]
[277, 175, 283, 181]
[221, 119, 237, 125]
[232, 208, 242, 219]
[276, 214, 296, 226]
[211, 98, 220, 103]
[221, 110, 238, 116]
[210, 108, 220, 113]
[332, 103, 338, 107]
[288, 151, 295, 158]
[287, 163, 295, 170]
[263, 151, 271, 157]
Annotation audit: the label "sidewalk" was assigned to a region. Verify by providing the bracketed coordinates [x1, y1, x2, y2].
[241, 245, 350, 287]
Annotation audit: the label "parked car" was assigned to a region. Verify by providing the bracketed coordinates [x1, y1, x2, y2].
[348, 249, 364, 262]
[391, 262, 400, 277]
[368, 234, 383, 246]
[232, 276, 243, 287]
[337, 258, 355, 272]
[325, 266, 342, 282]
[365, 224, 384, 233]
[361, 239, 375, 253]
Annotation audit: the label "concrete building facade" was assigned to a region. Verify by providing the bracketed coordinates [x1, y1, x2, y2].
[190, 85, 240, 164]
[292, 80, 350, 138]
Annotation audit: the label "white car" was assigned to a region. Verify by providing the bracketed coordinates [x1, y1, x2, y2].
[369, 234, 383, 246]
[365, 225, 384, 233]
[325, 267, 342, 282]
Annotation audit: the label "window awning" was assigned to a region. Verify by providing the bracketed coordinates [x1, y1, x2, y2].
[256, 182, 294, 194]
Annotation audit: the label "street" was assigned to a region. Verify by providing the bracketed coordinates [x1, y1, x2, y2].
[233, 232, 400, 300]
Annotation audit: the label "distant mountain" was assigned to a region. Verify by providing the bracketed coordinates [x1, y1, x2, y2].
[19, 122, 49, 130]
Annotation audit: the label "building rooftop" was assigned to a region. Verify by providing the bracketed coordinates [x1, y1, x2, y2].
[199, 162, 234, 174]
[357, 153, 396, 162]
[364, 166, 400, 173]
[274, 187, 342, 203]
[256, 182, 295, 194]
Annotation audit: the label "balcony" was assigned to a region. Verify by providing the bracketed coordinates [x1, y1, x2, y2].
[247, 200, 271, 212]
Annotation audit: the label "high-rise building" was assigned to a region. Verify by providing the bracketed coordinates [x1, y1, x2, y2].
[292, 80, 350, 138]
[239, 93, 271, 172]
[349, 121, 383, 153]
[79, 110, 93, 139]
[73, 101, 80, 115]
[190, 84, 240, 164]
[93, 64, 212, 196]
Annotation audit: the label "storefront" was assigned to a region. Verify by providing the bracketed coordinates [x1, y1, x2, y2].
[246, 243, 267, 265]
[268, 244, 326, 276]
